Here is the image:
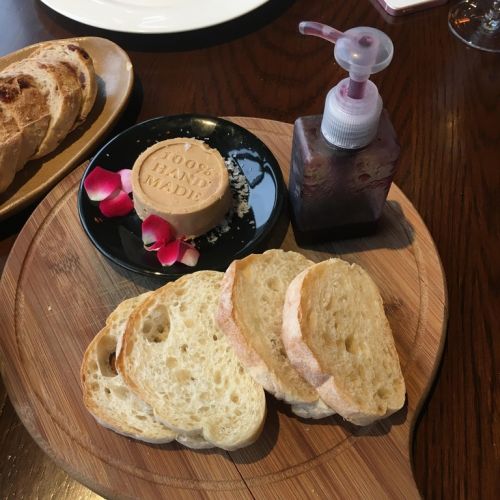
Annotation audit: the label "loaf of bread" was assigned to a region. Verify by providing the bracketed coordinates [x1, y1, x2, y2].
[0, 40, 97, 194]
[81, 293, 211, 447]
[282, 258, 406, 426]
[117, 271, 267, 451]
[217, 249, 335, 418]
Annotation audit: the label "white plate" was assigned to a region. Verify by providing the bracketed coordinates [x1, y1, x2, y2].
[40, 0, 269, 34]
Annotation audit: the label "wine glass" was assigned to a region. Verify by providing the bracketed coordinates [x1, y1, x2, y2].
[448, 0, 500, 52]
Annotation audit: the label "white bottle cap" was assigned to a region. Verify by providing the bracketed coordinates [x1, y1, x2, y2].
[321, 78, 382, 149]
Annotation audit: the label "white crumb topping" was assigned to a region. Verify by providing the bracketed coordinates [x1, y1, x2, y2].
[200, 157, 251, 245]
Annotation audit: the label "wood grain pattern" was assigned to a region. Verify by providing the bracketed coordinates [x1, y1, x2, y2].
[0, 117, 446, 499]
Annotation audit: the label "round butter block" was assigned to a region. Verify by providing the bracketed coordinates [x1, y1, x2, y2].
[132, 138, 232, 237]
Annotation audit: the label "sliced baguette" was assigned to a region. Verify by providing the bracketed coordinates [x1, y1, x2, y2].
[282, 258, 406, 426]
[30, 41, 97, 126]
[118, 271, 266, 451]
[0, 74, 50, 173]
[5, 58, 82, 158]
[0, 106, 23, 192]
[216, 249, 334, 419]
[81, 293, 210, 448]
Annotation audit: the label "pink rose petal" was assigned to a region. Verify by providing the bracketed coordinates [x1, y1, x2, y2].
[142, 214, 174, 247]
[99, 190, 134, 217]
[118, 169, 133, 194]
[140, 214, 199, 267]
[157, 240, 181, 266]
[84, 166, 121, 201]
[178, 241, 200, 267]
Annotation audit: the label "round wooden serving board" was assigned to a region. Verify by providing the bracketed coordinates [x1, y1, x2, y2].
[0, 117, 447, 499]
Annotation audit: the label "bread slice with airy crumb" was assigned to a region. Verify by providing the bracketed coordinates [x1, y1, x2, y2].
[118, 271, 266, 451]
[30, 41, 97, 127]
[216, 249, 334, 419]
[282, 258, 406, 426]
[5, 58, 82, 158]
[0, 73, 50, 173]
[0, 106, 23, 193]
[81, 293, 210, 448]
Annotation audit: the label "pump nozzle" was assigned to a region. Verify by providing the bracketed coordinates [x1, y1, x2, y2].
[298, 21, 344, 43]
[299, 21, 394, 149]
[299, 21, 393, 99]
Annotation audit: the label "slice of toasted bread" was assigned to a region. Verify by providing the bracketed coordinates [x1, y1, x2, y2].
[0, 106, 23, 193]
[5, 58, 82, 159]
[0, 73, 50, 172]
[81, 293, 210, 448]
[282, 258, 406, 426]
[216, 249, 334, 419]
[118, 271, 266, 451]
[30, 41, 97, 127]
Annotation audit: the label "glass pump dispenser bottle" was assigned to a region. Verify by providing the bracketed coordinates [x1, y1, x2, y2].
[289, 21, 400, 243]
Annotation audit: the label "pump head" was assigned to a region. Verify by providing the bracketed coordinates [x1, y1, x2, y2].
[299, 21, 394, 148]
[299, 22, 393, 96]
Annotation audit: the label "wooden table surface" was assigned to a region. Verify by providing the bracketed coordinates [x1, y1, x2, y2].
[0, 0, 498, 498]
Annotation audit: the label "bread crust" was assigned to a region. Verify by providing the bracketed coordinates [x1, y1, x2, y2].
[31, 41, 97, 126]
[217, 260, 278, 385]
[81, 294, 211, 447]
[282, 268, 330, 388]
[6, 58, 82, 159]
[118, 271, 267, 450]
[217, 250, 335, 419]
[0, 74, 50, 172]
[282, 259, 406, 426]
[0, 107, 23, 193]
[81, 326, 175, 444]
[0, 40, 96, 192]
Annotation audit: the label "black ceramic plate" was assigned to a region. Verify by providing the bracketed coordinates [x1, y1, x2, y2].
[78, 115, 286, 278]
